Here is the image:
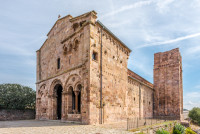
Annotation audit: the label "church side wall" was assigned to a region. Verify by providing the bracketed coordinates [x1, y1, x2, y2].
[89, 23, 130, 124]
[127, 78, 154, 118]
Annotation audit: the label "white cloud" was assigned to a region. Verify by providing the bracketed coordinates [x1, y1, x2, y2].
[128, 56, 153, 79]
[0, 72, 36, 90]
[184, 91, 200, 109]
[184, 100, 200, 110]
[141, 30, 166, 42]
[106, 20, 132, 28]
[195, 85, 200, 89]
[99, 0, 153, 19]
[156, 0, 175, 13]
[191, 0, 200, 8]
[185, 45, 200, 55]
[0, 35, 46, 56]
[0, 44, 34, 56]
[137, 32, 200, 48]
[187, 92, 200, 98]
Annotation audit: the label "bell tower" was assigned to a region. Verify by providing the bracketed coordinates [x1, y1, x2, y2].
[153, 48, 183, 119]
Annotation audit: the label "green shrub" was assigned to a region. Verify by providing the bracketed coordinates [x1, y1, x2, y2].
[185, 128, 197, 134]
[0, 84, 36, 110]
[173, 129, 182, 134]
[156, 128, 170, 134]
[188, 107, 200, 125]
[173, 124, 185, 134]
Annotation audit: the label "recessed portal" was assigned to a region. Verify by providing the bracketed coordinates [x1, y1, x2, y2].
[72, 90, 75, 111]
[77, 84, 82, 113]
[68, 86, 75, 114]
[67, 85, 82, 114]
[55, 84, 63, 120]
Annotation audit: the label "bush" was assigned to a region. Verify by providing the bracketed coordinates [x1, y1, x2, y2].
[185, 128, 197, 134]
[188, 107, 200, 125]
[173, 124, 185, 134]
[156, 128, 170, 134]
[0, 84, 36, 110]
[173, 129, 182, 134]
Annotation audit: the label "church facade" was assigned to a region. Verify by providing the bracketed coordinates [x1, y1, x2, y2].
[36, 11, 183, 124]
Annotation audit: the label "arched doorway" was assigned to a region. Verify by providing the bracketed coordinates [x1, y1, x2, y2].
[68, 86, 75, 114]
[77, 84, 82, 113]
[67, 84, 82, 114]
[72, 90, 75, 112]
[54, 84, 63, 120]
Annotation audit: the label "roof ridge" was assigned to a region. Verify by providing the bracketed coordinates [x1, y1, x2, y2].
[96, 20, 131, 52]
[128, 69, 153, 87]
[70, 10, 97, 22]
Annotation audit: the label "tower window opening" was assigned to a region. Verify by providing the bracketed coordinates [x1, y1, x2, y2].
[92, 51, 98, 61]
[57, 58, 60, 69]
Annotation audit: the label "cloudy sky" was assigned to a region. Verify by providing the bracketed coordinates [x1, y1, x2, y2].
[0, 0, 200, 110]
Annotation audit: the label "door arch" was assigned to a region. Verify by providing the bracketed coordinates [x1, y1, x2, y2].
[54, 84, 63, 120]
[67, 86, 75, 114]
[77, 84, 82, 113]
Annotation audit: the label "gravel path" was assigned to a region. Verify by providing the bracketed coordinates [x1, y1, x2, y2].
[0, 120, 133, 134]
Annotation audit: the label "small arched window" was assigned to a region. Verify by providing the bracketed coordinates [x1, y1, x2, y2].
[69, 44, 72, 52]
[63, 45, 67, 54]
[73, 23, 79, 31]
[57, 58, 60, 69]
[92, 51, 98, 61]
[74, 40, 79, 51]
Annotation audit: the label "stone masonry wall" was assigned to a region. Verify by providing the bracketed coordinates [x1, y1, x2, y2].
[127, 77, 154, 118]
[0, 109, 35, 121]
[89, 20, 131, 124]
[36, 11, 97, 124]
[154, 48, 183, 119]
[36, 11, 183, 125]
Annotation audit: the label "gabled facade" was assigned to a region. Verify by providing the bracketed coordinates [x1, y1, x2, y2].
[36, 11, 183, 124]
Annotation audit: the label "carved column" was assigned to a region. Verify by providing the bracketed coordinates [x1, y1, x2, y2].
[36, 98, 41, 119]
[74, 91, 79, 114]
[62, 92, 68, 120]
[48, 95, 53, 119]
[52, 94, 57, 120]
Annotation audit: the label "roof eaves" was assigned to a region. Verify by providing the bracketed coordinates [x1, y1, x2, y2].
[128, 76, 154, 90]
[128, 69, 152, 83]
[97, 20, 132, 52]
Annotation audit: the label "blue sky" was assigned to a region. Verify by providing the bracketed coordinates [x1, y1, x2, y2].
[0, 0, 200, 110]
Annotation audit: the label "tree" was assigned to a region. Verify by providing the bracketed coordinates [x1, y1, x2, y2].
[189, 107, 200, 125]
[0, 84, 36, 110]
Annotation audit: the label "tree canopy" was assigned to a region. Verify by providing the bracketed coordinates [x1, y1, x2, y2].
[189, 107, 200, 125]
[0, 84, 36, 110]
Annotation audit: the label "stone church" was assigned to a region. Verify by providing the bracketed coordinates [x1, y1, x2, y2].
[36, 11, 183, 124]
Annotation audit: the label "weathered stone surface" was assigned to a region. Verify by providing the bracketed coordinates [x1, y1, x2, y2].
[36, 11, 183, 125]
[0, 109, 35, 121]
[153, 48, 183, 119]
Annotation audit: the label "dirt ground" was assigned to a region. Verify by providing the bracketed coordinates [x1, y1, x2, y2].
[0, 120, 133, 134]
